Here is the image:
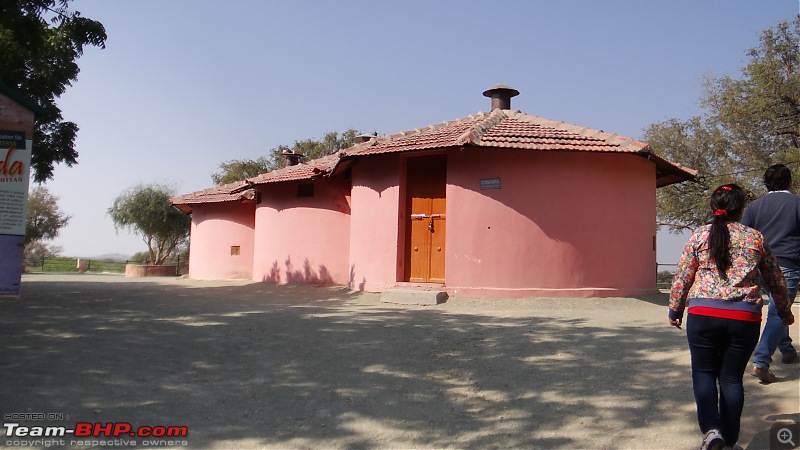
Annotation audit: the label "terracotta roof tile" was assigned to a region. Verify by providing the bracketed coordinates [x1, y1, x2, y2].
[186, 107, 695, 195]
[351, 114, 488, 156]
[243, 153, 340, 186]
[170, 180, 255, 213]
[346, 109, 650, 157]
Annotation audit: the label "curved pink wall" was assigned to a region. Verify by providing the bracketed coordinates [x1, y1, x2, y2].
[252, 178, 351, 285]
[346, 149, 658, 297]
[348, 155, 403, 292]
[445, 149, 656, 297]
[188, 202, 255, 280]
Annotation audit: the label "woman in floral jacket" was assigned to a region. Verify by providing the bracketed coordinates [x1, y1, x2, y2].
[668, 184, 794, 450]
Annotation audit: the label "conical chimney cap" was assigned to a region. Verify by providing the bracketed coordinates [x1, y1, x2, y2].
[482, 84, 520, 110]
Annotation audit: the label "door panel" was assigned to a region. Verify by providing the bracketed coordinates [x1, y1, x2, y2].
[408, 212, 430, 282]
[428, 214, 446, 283]
[405, 155, 446, 283]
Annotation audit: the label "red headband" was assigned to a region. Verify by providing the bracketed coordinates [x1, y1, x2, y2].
[713, 209, 728, 216]
[715, 186, 733, 194]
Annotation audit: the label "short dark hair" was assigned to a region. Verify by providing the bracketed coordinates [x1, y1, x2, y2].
[764, 164, 791, 191]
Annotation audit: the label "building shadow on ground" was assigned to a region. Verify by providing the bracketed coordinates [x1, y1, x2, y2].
[0, 276, 792, 449]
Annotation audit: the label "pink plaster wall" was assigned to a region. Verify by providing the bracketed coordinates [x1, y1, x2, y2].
[188, 202, 255, 280]
[252, 177, 351, 285]
[348, 155, 403, 292]
[445, 149, 657, 298]
[346, 149, 658, 297]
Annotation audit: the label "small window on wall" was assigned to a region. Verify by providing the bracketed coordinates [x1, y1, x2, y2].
[297, 183, 314, 197]
[230, 245, 241, 256]
[256, 192, 262, 204]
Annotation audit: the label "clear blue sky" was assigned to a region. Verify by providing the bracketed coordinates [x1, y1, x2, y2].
[44, 0, 799, 264]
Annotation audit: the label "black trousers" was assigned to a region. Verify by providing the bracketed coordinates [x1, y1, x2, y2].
[686, 314, 760, 446]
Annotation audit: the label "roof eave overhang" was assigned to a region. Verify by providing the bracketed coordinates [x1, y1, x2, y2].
[170, 202, 193, 214]
[343, 144, 699, 188]
[642, 153, 698, 188]
[170, 194, 258, 213]
[230, 180, 255, 194]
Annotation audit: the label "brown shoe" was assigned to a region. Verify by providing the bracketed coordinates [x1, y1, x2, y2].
[781, 350, 799, 364]
[751, 366, 777, 384]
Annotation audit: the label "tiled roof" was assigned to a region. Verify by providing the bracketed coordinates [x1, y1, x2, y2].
[170, 180, 255, 213]
[338, 108, 695, 186]
[206, 107, 696, 196]
[243, 153, 340, 186]
[346, 109, 650, 156]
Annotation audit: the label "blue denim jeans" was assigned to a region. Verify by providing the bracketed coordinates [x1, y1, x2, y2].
[752, 267, 799, 369]
[687, 314, 761, 447]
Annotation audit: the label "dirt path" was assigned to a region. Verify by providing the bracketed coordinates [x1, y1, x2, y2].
[1, 274, 797, 449]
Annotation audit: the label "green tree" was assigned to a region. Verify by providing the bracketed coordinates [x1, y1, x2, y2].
[131, 244, 187, 265]
[646, 18, 800, 232]
[0, 0, 107, 182]
[268, 129, 363, 167]
[23, 240, 62, 266]
[108, 183, 190, 265]
[211, 156, 271, 185]
[130, 250, 150, 263]
[25, 185, 70, 245]
[211, 129, 363, 185]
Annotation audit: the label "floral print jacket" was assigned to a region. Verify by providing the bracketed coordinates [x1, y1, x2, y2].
[668, 222, 791, 320]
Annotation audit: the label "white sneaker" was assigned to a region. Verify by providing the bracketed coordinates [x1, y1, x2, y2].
[701, 429, 725, 450]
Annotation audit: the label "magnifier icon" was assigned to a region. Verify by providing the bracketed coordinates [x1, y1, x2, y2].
[778, 427, 796, 446]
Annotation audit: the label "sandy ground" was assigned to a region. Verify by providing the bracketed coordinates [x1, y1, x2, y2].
[0, 273, 798, 450]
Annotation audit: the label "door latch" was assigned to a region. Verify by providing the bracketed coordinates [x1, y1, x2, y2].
[428, 214, 441, 232]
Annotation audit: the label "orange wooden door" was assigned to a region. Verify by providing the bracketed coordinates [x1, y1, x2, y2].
[405, 155, 446, 283]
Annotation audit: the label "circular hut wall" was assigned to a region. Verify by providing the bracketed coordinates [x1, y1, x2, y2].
[442, 149, 658, 297]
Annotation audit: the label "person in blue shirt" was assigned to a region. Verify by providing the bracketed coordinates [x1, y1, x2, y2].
[741, 164, 800, 383]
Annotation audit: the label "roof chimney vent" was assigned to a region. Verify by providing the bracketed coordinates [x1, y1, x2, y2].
[483, 84, 520, 110]
[282, 149, 303, 167]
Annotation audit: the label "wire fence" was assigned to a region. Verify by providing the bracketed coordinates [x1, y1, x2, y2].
[25, 256, 188, 275]
[26, 257, 674, 288]
[656, 264, 677, 290]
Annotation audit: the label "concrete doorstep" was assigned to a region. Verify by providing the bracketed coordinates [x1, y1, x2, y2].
[380, 288, 448, 305]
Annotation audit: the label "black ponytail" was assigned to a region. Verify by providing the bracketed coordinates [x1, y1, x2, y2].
[708, 184, 745, 279]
